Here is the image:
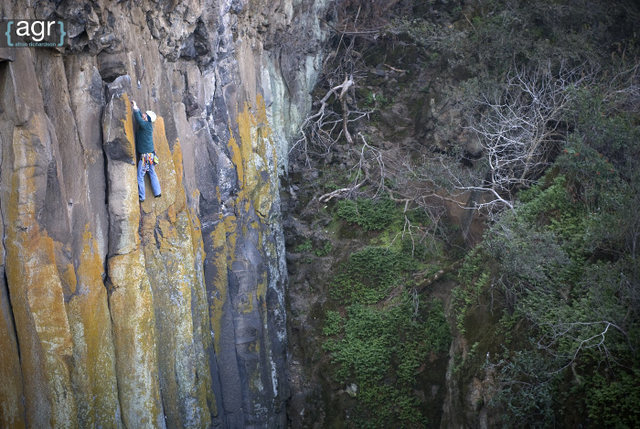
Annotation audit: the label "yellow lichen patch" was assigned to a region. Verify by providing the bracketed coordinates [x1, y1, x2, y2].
[78, 227, 103, 273]
[256, 273, 268, 312]
[121, 93, 136, 158]
[237, 102, 257, 175]
[255, 94, 278, 174]
[227, 131, 244, 186]
[209, 218, 229, 355]
[147, 116, 177, 213]
[171, 139, 187, 213]
[167, 204, 178, 224]
[229, 97, 277, 220]
[9, 128, 40, 228]
[255, 94, 269, 128]
[23, 234, 74, 352]
[223, 211, 238, 257]
[140, 207, 212, 427]
[235, 103, 258, 195]
[107, 251, 163, 428]
[5, 231, 78, 428]
[61, 263, 77, 296]
[5, 156, 77, 427]
[188, 207, 205, 259]
[66, 226, 119, 427]
[236, 289, 255, 315]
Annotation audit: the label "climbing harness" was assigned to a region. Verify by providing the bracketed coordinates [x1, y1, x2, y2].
[140, 152, 156, 173]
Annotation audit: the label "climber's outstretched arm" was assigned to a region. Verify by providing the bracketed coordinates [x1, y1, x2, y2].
[131, 100, 146, 127]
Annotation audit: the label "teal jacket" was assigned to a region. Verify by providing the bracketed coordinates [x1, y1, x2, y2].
[133, 109, 154, 154]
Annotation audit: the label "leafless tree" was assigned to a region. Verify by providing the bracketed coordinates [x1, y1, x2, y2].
[290, 33, 373, 166]
[317, 132, 382, 202]
[455, 63, 594, 216]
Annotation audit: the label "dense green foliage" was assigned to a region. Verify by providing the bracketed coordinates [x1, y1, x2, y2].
[336, 198, 398, 231]
[330, 246, 413, 304]
[453, 78, 640, 426]
[297, 0, 639, 426]
[390, 0, 640, 425]
[323, 199, 451, 427]
[324, 298, 450, 427]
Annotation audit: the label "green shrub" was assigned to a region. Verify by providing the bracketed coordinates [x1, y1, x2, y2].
[453, 248, 492, 332]
[361, 90, 390, 110]
[330, 246, 414, 305]
[323, 295, 450, 428]
[492, 351, 558, 427]
[323, 310, 344, 336]
[465, 95, 640, 423]
[294, 239, 313, 253]
[314, 240, 333, 257]
[336, 198, 398, 231]
[585, 368, 640, 427]
[400, 236, 434, 261]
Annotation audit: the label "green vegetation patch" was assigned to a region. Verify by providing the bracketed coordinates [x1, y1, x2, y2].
[330, 246, 414, 305]
[451, 82, 640, 426]
[336, 197, 398, 231]
[584, 367, 640, 427]
[322, 194, 452, 427]
[323, 295, 450, 427]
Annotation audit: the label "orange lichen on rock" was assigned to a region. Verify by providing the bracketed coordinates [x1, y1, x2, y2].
[0, 220, 25, 429]
[230, 96, 276, 219]
[4, 113, 77, 428]
[209, 217, 229, 355]
[172, 139, 187, 212]
[65, 226, 120, 427]
[107, 251, 164, 428]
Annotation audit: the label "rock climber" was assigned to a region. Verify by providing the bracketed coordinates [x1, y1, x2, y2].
[131, 99, 161, 202]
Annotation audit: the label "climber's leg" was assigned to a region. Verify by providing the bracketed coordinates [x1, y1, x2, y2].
[148, 163, 162, 197]
[137, 158, 146, 201]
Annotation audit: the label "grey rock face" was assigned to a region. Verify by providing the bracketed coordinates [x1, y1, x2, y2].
[0, 0, 329, 427]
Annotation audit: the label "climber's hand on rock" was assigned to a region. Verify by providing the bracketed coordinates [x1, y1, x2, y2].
[131, 100, 138, 110]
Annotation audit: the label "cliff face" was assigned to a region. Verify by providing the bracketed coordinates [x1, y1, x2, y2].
[0, 0, 328, 427]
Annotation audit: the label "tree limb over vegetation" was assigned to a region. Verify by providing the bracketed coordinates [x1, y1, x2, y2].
[318, 132, 376, 203]
[455, 62, 595, 216]
[291, 73, 358, 163]
[289, 29, 372, 167]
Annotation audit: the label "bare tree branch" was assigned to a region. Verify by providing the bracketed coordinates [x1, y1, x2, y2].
[457, 62, 595, 217]
[536, 320, 631, 373]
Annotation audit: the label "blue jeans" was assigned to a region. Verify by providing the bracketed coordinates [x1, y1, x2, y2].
[137, 158, 161, 201]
